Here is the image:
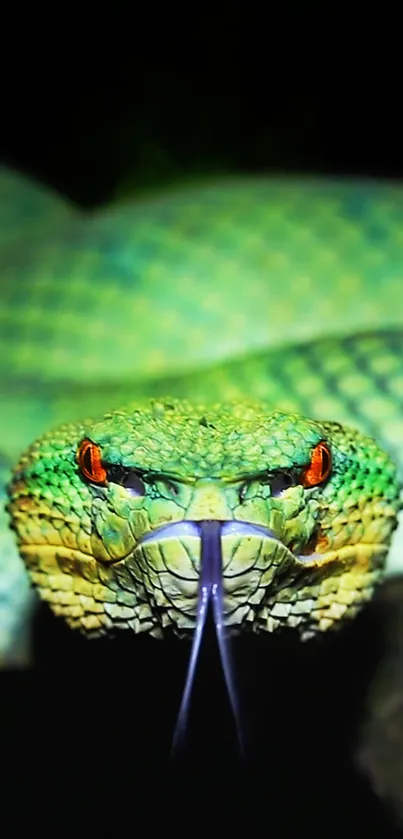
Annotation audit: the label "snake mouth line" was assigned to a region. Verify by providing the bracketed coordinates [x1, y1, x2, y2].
[21, 524, 387, 571]
[140, 519, 277, 544]
[139, 520, 342, 566]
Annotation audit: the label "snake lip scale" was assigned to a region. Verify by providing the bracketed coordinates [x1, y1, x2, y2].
[139, 518, 381, 566]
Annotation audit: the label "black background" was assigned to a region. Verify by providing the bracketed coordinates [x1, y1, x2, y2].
[1, 9, 403, 837]
[2, 10, 403, 205]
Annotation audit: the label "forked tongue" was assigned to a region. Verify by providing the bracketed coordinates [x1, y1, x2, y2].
[171, 520, 242, 755]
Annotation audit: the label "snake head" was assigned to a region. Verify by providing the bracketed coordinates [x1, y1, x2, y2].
[6, 398, 401, 640]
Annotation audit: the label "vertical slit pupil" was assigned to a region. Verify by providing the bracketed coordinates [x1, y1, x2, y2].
[318, 443, 331, 480]
[83, 446, 93, 475]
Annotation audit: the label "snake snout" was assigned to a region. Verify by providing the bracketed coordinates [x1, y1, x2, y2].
[137, 518, 286, 632]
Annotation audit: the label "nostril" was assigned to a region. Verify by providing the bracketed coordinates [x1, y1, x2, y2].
[167, 480, 180, 497]
[238, 483, 248, 504]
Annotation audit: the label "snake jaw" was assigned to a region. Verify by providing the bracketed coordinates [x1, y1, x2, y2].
[7, 400, 401, 639]
[10, 492, 393, 640]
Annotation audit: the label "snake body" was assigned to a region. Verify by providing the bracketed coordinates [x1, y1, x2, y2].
[1, 169, 403, 665]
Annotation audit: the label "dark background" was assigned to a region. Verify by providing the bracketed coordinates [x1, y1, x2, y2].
[1, 10, 403, 837]
[2, 11, 403, 206]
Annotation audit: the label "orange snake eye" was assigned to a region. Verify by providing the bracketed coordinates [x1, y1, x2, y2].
[77, 439, 107, 485]
[300, 441, 332, 488]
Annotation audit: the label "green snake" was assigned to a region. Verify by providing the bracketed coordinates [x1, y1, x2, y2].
[1, 168, 403, 728]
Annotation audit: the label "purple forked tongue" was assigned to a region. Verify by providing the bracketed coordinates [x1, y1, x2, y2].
[171, 520, 242, 755]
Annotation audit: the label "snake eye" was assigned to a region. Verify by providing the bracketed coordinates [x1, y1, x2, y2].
[300, 441, 332, 488]
[77, 439, 107, 485]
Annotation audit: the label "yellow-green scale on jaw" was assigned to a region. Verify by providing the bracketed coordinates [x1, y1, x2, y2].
[6, 398, 401, 641]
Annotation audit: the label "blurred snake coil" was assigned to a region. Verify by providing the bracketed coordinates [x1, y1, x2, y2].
[1, 167, 403, 670]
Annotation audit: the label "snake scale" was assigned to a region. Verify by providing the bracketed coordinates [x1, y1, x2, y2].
[1, 168, 403, 754]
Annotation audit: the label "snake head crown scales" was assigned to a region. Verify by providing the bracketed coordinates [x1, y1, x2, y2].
[6, 398, 401, 642]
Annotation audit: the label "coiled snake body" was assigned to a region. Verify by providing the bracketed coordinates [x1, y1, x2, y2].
[1, 170, 403, 720]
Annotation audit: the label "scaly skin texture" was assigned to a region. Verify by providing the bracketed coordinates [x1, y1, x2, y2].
[7, 399, 401, 641]
[3, 169, 403, 824]
[1, 170, 403, 663]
